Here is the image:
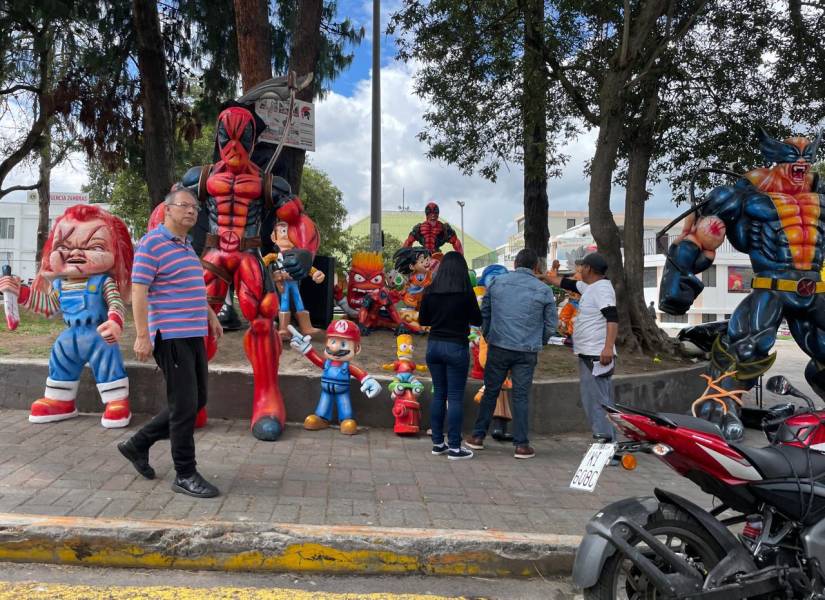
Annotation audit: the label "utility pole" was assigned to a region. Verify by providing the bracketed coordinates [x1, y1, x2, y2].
[457, 200, 465, 250]
[369, 0, 382, 251]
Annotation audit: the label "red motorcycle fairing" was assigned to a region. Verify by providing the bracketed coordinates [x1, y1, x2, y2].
[769, 409, 825, 451]
[609, 410, 763, 485]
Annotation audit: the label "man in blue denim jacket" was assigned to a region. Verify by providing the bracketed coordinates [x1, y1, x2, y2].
[466, 249, 557, 459]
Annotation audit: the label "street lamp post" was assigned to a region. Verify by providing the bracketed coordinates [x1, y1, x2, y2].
[369, 0, 382, 252]
[456, 200, 465, 250]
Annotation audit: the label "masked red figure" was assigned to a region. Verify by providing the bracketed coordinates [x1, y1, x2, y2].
[179, 103, 319, 441]
[403, 202, 463, 254]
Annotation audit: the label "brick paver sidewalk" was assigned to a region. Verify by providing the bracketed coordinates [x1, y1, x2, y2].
[0, 408, 724, 535]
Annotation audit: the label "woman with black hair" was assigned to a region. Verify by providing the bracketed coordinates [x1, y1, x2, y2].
[418, 251, 482, 460]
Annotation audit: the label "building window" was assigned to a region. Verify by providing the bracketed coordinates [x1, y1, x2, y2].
[583, 216, 589, 224]
[0, 252, 11, 267]
[643, 267, 658, 288]
[566, 218, 576, 229]
[702, 313, 718, 323]
[517, 218, 524, 233]
[701, 266, 716, 288]
[663, 313, 688, 323]
[0, 218, 14, 239]
[724, 314, 732, 319]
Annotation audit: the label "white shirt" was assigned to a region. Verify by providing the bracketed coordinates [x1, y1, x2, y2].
[572, 279, 617, 356]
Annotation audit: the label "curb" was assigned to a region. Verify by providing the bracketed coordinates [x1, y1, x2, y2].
[0, 513, 581, 578]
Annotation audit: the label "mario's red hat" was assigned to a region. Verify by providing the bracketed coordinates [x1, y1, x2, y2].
[326, 319, 361, 343]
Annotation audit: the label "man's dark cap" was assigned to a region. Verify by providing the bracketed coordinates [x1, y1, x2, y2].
[575, 252, 608, 274]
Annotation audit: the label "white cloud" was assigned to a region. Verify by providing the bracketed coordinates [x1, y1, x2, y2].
[313, 60, 637, 248]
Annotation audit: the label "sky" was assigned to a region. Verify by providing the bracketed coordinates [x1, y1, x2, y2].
[1, 0, 678, 250]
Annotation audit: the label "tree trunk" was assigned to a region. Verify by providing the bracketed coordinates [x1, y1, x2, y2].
[36, 127, 51, 267]
[521, 0, 549, 268]
[278, 0, 324, 195]
[588, 72, 626, 271]
[587, 71, 636, 347]
[132, 0, 175, 208]
[35, 31, 54, 267]
[233, 0, 271, 90]
[622, 85, 670, 354]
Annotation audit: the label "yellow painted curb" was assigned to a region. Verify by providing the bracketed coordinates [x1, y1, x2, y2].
[0, 581, 460, 599]
[0, 513, 580, 578]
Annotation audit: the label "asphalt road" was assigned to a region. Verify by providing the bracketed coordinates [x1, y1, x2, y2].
[0, 562, 579, 600]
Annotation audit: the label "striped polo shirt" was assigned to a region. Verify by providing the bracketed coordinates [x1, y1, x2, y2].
[132, 223, 208, 343]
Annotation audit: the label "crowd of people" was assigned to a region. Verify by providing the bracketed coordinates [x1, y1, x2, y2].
[420, 247, 619, 462]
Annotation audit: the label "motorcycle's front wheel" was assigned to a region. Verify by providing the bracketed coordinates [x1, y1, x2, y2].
[584, 503, 725, 600]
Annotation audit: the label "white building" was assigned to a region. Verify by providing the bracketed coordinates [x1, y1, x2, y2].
[504, 211, 754, 324]
[643, 234, 753, 327]
[0, 191, 107, 282]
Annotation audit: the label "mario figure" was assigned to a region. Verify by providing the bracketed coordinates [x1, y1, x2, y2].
[288, 320, 382, 435]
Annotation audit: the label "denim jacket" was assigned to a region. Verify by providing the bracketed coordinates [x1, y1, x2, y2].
[481, 268, 557, 353]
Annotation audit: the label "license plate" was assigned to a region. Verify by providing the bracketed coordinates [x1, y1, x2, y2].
[570, 443, 617, 492]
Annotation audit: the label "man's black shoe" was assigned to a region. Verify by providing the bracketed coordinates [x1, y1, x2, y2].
[117, 440, 155, 480]
[172, 472, 220, 498]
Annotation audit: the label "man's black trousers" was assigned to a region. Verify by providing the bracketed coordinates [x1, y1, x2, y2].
[131, 332, 208, 477]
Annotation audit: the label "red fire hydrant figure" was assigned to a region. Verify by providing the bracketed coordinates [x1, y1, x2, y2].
[382, 334, 427, 435]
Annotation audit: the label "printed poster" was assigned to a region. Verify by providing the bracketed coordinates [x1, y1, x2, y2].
[256, 98, 315, 152]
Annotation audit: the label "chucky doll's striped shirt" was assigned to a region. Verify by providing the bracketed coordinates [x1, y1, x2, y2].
[132, 223, 208, 344]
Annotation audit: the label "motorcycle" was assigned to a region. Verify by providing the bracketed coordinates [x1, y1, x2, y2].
[573, 374, 825, 599]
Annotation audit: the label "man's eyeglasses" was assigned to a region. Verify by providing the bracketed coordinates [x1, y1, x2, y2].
[169, 202, 201, 213]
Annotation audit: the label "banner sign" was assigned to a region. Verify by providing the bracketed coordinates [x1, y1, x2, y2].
[256, 98, 315, 152]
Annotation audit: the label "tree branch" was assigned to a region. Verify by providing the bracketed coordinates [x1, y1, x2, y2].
[625, 0, 709, 90]
[0, 182, 40, 200]
[543, 53, 600, 125]
[0, 83, 41, 96]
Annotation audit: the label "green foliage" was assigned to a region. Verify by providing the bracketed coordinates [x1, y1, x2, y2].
[389, 1, 573, 182]
[341, 232, 404, 273]
[108, 168, 151, 236]
[87, 123, 217, 234]
[390, 1, 825, 195]
[300, 164, 349, 258]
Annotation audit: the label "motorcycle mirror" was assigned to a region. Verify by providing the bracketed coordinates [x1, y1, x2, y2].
[766, 375, 791, 395]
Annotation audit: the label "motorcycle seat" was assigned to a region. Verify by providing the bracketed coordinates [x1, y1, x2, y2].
[660, 413, 724, 438]
[731, 443, 825, 480]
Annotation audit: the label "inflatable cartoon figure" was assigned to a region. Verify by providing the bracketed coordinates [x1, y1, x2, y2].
[393, 247, 434, 311]
[0, 205, 133, 427]
[263, 220, 325, 340]
[661, 128, 825, 440]
[342, 252, 419, 335]
[383, 334, 427, 435]
[289, 320, 381, 435]
[403, 202, 463, 254]
[178, 103, 319, 441]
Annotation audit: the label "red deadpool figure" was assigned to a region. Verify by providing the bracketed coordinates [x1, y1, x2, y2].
[403, 202, 463, 254]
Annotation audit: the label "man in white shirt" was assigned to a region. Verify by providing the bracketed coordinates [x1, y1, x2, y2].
[546, 253, 618, 441]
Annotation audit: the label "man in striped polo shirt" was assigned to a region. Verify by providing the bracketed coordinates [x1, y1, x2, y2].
[118, 188, 223, 498]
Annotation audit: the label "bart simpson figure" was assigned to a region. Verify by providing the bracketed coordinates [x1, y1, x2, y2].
[289, 320, 381, 435]
[264, 220, 326, 340]
[382, 334, 428, 435]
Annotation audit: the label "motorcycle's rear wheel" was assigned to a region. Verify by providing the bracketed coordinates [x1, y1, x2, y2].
[584, 503, 725, 600]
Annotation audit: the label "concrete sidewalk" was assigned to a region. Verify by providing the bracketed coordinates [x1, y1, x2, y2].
[0, 409, 712, 536]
